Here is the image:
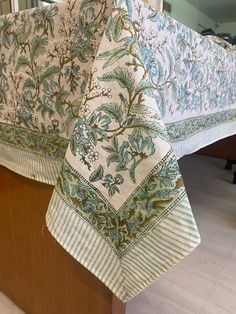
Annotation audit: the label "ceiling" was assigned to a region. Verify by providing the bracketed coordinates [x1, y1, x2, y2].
[186, 0, 236, 23]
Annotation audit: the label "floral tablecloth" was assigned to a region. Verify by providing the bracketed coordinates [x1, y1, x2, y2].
[1, 0, 236, 302]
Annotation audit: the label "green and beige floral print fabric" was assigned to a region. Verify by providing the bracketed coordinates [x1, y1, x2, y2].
[49, 0, 200, 301]
[1, 0, 236, 302]
[0, 0, 112, 183]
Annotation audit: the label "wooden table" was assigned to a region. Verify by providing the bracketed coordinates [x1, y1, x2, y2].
[197, 135, 236, 183]
[197, 135, 236, 160]
[0, 165, 125, 314]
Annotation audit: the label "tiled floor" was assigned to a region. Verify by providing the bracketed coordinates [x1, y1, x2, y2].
[127, 155, 236, 314]
[0, 155, 236, 314]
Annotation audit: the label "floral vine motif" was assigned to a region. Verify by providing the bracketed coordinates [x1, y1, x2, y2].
[70, 65, 167, 193]
[56, 150, 185, 255]
[69, 2, 171, 195]
[0, 0, 113, 157]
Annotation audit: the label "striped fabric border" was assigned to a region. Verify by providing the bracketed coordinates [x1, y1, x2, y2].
[46, 191, 200, 302]
[0, 141, 62, 185]
[46, 190, 126, 300]
[121, 195, 200, 301]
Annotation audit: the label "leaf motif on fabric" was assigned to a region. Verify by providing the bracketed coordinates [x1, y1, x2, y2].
[98, 47, 129, 69]
[89, 165, 104, 182]
[127, 119, 167, 139]
[98, 67, 135, 96]
[39, 66, 61, 85]
[15, 56, 31, 72]
[30, 36, 48, 61]
[97, 102, 123, 123]
[135, 80, 154, 97]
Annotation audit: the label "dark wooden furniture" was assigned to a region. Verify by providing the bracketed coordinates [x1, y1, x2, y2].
[197, 135, 236, 183]
[0, 165, 126, 314]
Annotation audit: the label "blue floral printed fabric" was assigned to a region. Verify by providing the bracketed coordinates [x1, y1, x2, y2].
[1, 0, 236, 302]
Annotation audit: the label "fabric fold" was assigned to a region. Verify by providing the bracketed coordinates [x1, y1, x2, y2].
[46, 0, 201, 301]
[1, 0, 236, 303]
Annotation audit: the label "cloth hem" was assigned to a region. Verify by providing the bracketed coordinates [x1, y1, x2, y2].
[46, 191, 200, 302]
[46, 191, 126, 300]
[121, 195, 201, 301]
[172, 120, 236, 160]
[0, 141, 61, 185]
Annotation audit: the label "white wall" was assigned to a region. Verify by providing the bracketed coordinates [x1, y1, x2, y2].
[165, 0, 216, 32]
[217, 21, 236, 34]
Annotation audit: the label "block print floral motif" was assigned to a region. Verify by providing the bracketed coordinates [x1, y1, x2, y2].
[70, 0, 234, 198]
[57, 150, 185, 256]
[94, 0, 236, 128]
[69, 2, 170, 194]
[70, 64, 167, 193]
[54, 0, 185, 254]
[56, 0, 236, 256]
[167, 109, 236, 142]
[65, 0, 236, 204]
[0, 0, 112, 156]
[1, 0, 235, 260]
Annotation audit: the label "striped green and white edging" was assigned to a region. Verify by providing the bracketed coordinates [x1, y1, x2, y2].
[46, 191, 200, 302]
[46, 190, 126, 300]
[0, 141, 62, 185]
[121, 196, 200, 301]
